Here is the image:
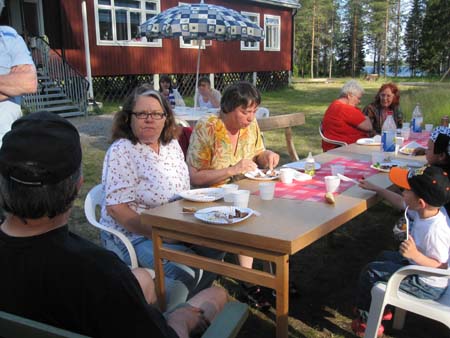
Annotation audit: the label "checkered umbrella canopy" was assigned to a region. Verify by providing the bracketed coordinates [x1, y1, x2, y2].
[139, 2, 264, 42]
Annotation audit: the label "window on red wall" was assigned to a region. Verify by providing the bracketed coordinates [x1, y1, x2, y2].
[240, 11, 260, 51]
[264, 14, 280, 52]
[94, 0, 162, 47]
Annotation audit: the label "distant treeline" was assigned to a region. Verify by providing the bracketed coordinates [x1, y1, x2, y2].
[294, 0, 450, 79]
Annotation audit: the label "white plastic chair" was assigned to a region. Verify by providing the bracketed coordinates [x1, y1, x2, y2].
[319, 120, 348, 149]
[84, 184, 205, 308]
[255, 107, 270, 119]
[364, 265, 450, 338]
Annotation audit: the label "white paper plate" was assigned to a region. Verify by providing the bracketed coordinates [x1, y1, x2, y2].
[194, 206, 253, 224]
[178, 188, 224, 202]
[399, 141, 425, 155]
[282, 161, 321, 171]
[244, 169, 280, 181]
[357, 137, 381, 146]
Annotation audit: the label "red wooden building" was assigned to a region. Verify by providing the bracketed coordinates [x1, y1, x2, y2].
[1, 0, 299, 107]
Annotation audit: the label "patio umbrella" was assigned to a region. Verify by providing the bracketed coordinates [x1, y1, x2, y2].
[139, 1, 264, 107]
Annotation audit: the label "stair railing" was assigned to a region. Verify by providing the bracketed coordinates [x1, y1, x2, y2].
[23, 37, 89, 116]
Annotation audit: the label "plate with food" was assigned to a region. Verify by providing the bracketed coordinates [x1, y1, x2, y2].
[244, 169, 280, 181]
[370, 162, 399, 173]
[282, 161, 321, 171]
[356, 135, 382, 146]
[194, 206, 253, 224]
[399, 141, 424, 155]
[178, 188, 224, 202]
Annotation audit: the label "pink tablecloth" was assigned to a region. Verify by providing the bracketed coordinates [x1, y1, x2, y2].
[406, 131, 430, 147]
[264, 157, 379, 202]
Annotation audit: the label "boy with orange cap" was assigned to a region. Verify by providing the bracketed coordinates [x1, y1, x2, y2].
[352, 165, 450, 337]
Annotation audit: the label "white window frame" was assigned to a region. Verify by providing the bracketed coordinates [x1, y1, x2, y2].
[178, 2, 211, 49]
[94, 0, 162, 47]
[240, 11, 260, 51]
[263, 14, 281, 52]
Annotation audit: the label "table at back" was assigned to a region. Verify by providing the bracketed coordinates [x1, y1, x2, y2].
[141, 146, 425, 338]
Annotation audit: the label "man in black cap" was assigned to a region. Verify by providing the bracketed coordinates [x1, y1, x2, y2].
[352, 165, 450, 337]
[0, 112, 227, 338]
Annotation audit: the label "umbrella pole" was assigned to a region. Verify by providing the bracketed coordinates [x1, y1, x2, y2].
[194, 40, 201, 109]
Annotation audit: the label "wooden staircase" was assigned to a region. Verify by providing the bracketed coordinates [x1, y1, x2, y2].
[23, 37, 89, 117]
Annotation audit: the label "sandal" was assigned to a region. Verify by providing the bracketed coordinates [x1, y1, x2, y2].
[239, 284, 272, 312]
[272, 281, 300, 298]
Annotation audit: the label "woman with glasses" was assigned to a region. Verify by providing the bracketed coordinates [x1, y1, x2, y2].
[321, 80, 373, 152]
[363, 82, 403, 134]
[100, 85, 224, 300]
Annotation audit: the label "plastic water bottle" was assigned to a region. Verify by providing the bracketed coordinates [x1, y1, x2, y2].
[412, 103, 423, 132]
[304, 152, 316, 176]
[168, 92, 176, 108]
[381, 112, 397, 152]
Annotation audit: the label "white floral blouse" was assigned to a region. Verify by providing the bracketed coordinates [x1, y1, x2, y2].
[100, 138, 190, 243]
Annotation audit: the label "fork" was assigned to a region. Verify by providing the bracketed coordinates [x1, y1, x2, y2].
[404, 206, 409, 241]
[337, 173, 359, 184]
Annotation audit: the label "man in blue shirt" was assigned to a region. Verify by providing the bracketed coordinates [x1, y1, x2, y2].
[0, 0, 37, 147]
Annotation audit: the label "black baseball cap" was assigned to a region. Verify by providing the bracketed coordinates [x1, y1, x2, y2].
[0, 111, 82, 186]
[389, 165, 450, 207]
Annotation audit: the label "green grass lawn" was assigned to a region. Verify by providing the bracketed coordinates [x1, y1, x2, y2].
[70, 78, 450, 338]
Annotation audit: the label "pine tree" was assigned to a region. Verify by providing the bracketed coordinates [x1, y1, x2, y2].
[404, 0, 424, 76]
[419, 0, 450, 75]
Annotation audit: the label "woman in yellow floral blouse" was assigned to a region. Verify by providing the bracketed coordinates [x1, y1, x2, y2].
[187, 81, 279, 187]
[186, 81, 279, 310]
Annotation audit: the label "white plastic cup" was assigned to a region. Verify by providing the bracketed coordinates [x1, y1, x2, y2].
[222, 184, 239, 202]
[402, 122, 410, 129]
[280, 168, 295, 184]
[232, 190, 250, 208]
[324, 176, 341, 193]
[401, 128, 410, 140]
[394, 137, 404, 156]
[330, 164, 345, 176]
[259, 182, 276, 200]
[371, 152, 385, 165]
[425, 124, 433, 132]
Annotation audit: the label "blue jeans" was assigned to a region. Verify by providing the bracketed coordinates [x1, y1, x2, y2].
[101, 232, 225, 298]
[356, 250, 447, 321]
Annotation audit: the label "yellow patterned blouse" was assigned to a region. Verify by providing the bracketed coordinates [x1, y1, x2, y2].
[187, 114, 265, 184]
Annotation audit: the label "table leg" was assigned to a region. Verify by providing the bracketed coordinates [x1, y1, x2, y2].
[275, 254, 289, 338]
[152, 229, 166, 311]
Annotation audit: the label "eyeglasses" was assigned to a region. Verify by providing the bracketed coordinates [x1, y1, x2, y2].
[131, 111, 166, 120]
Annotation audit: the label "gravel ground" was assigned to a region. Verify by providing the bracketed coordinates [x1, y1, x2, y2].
[69, 114, 114, 151]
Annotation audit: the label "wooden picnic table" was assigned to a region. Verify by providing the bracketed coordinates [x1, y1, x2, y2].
[141, 146, 426, 338]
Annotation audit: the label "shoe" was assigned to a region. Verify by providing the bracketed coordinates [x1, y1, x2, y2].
[239, 284, 271, 312]
[352, 307, 392, 321]
[382, 309, 393, 321]
[351, 318, 384, 337]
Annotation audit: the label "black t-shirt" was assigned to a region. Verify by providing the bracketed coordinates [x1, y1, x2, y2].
[0, 225, 178, 338]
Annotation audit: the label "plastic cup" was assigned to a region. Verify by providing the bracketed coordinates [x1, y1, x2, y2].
[330, 164, 345, 176]
[259, 182, 276, 200]
[222, 184, 239, 202]
[280, 168, 295, 184]
[232, 190, 250, 208]
[324, 176, 341, 193]
[401, 128, 410, 141]
[371, 152, 385, 165]
[425, 124, 433, 132]
[395, 137, 404, 156]
[402, 122, 410, 129]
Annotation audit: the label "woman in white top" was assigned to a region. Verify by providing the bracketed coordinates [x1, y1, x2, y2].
[195, 77, 221, 108]
[100, 85, 223, 297]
